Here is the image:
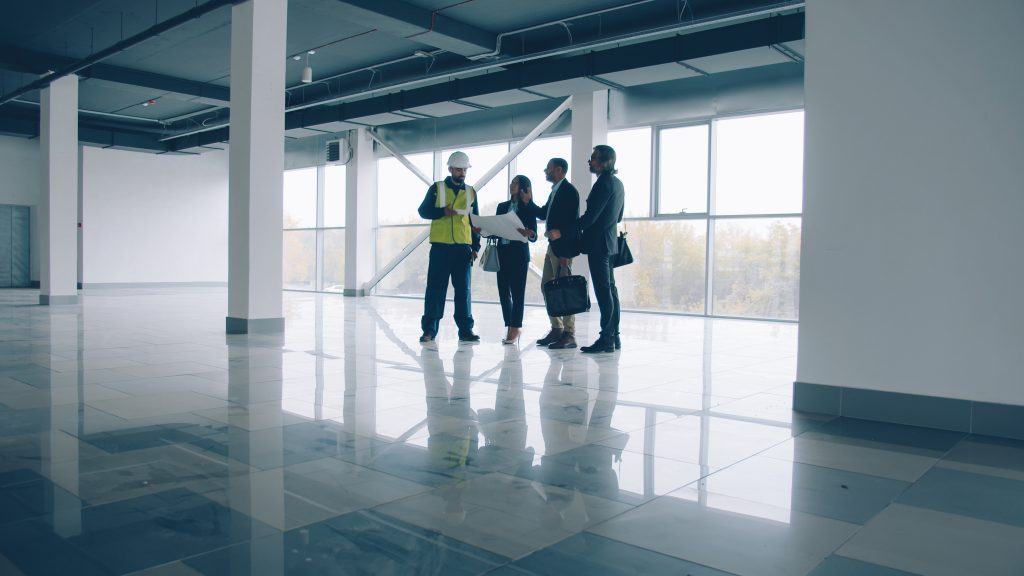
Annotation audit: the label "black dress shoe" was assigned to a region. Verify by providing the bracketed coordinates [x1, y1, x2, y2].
[419, 332, 435, 344]
[458, 331, 481, 343]
[536, 329, 563, 346]
[580, 340, 615, 354]
[614, 334, 621, 350]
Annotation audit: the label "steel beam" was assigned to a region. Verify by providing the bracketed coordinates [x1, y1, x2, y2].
[334, 0, 495, 57]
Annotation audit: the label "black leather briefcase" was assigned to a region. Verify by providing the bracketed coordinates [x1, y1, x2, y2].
[543, 270, 591, 317]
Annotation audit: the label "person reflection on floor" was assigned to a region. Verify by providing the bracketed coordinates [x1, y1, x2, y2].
[533, 353, 628, 529]
[421, 345, 478, 525]
[476, 346, 535, 477]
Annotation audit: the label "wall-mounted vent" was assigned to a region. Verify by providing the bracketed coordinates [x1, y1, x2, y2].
[327, 140, 341, 163]
[326, 139, 351, 164]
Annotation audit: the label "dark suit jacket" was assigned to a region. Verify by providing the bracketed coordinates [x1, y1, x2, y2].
[494, 200, 537, 262]
[578, 172, 625, 256]
[528, 179, 581, 258]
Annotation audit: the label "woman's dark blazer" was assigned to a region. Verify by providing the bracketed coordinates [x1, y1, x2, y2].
[494, 200, 538, 261]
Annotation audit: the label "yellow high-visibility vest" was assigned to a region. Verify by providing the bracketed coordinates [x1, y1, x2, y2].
[428, 180, 475, 245]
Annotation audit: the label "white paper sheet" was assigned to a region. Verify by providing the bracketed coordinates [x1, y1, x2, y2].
[472, 212, 528, 242]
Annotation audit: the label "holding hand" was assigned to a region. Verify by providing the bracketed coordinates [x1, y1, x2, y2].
[471, 226, 482, 234]
[517, 228, 531, 238]
[547, 229, 561, 240]
[444, 206, 459, 216]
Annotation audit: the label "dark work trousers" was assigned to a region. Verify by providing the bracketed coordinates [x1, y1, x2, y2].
[496, 244, 529, 328]
[587, 253, 620, 343]
[421, 243, 475, 336]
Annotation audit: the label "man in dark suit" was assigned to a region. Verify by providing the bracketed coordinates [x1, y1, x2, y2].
[577, 145, 625, 354]
[529, 158, 581, 349]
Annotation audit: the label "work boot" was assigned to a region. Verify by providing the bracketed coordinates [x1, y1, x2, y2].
[547, 332, 577, 350]
[419, 332, 435, 344]
[536, 328, 563, 346]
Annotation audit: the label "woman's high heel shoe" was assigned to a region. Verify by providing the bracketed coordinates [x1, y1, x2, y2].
[502, 328, 521, 345]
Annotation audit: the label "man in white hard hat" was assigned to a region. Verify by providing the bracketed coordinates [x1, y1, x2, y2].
[416, 150, 482, 344]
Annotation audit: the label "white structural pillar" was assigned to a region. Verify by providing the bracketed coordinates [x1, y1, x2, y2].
[570, 90, 608, 209]
[344, 128, 378, 296]
[39, 74, 79, 305]
[226, 0, 287, 333]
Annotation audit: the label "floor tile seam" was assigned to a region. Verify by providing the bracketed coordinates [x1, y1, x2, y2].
[358, 507, 514, 566]
[68, 404, 129, 435]
[792, 432, 951, 461]
[132, 540, 254, 575]
[809, 480, 927, 569]
[562, 528, 747, 576]
[769, 456, 922, 486]
[753, 449, 929, 483]
[893, 490, 1024, 531]
[324, 453, 438, 496]
[932, 459, 1024, 482]
[606, 414, 797, 468]
[825, 552, 929, 576]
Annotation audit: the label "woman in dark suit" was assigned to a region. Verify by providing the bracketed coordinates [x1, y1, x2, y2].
[495, 175, 538, 344]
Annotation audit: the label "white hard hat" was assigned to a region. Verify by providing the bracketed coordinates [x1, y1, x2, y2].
[447, 151, 471, 169]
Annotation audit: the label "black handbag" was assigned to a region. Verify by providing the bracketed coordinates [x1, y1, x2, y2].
[542, 266, 591, 317]
[613, 231, 633, 268]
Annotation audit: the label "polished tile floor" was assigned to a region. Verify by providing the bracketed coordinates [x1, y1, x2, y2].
[1, 288, 1023, 575]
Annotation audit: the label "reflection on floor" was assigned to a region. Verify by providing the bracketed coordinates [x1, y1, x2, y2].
[1, 288, 1023, 575]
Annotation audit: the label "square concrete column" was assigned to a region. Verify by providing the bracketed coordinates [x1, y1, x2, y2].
[226, 0, 287, 334]
[571, 90, 609, 209]
[570, 90, 608, 285]
[343, 128, 378, 296]
[39, 74, 79, 305]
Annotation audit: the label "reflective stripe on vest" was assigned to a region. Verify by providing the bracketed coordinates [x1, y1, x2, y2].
[429, 181, 475, 245]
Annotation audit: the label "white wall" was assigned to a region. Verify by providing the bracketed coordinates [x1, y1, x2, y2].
[82, 146, 229, 284]
[798, 0, 1024, 405]
[0, 135, 43, 281]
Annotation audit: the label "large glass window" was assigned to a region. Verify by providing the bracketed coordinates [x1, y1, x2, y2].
[608, 127, 652, 218]
[367, 108, 803, 321]
[443, 143, 509, 218]
[283, 164, 346, 292]
[322, 229, 346, 293]
[374, 226, 430, 296]
[324, 165, 346, 227]
[712, 218, 800, 320]
[283, 168, 317, 228]
[283, 230, 316, 290]
[615, 220, 706, 313]
[658, 125, 709, 215]
[377, 153, 434, 225]
[513, 135, 571, 207]
[714, 111, 804, 215]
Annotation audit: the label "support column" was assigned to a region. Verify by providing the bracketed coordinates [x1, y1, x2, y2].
[344, 128, 378, 296]
[570, 90, 608, 290]
[570, 90, 609, 208]
[39, 74, 79, 305]
[226, 0, 287, 334]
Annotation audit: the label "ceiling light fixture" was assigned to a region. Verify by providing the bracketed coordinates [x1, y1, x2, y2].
[301, 50, 315, 83]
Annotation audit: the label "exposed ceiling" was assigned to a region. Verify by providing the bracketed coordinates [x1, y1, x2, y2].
[0, 0, 805, 153]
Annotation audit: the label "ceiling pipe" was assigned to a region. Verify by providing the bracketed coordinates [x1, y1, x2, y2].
[10, 98, 165, 125]
[0, 0, 242, 108]
[285, 0, 805, 113]
[466, 0, 658, 61]
[160, 1, 804, 143]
